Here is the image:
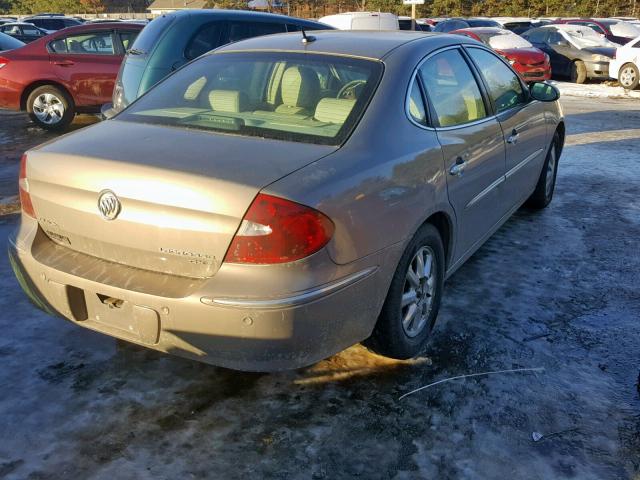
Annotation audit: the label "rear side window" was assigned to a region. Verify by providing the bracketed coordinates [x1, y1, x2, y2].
[129, 14, 174, 54]
[33, 19, 63, 30]
[467, 48, 526, 114]
[21, 25, 41, 36]
[419, 49, 487, 127]
[118, 30, 139, 51]
[185, 22, 224, 60]
[227, 21, 286, 43]
[50, 31, 115, 55]
[407, 81, 427, 124]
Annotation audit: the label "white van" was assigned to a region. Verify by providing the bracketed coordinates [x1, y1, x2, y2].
[318, 12, 399, 30]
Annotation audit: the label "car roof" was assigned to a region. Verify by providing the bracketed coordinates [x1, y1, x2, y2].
[165, 9, 327, 25]
[215, 30, 462, 60]
[454, 27, 510, 34]
[48, 22, 144, 33]
[3, 22, 42, 26]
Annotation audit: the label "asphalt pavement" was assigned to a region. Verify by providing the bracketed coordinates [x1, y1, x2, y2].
[0, 97, 639, 479]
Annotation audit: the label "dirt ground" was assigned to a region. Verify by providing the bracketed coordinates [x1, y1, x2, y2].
[0, 97, 639, 479]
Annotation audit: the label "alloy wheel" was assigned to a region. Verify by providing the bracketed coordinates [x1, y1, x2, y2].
[401, 246, 436, 338]
[620, 66, 637, 88]
[32, 93, 65, 125]
[545, 145, 557, 198]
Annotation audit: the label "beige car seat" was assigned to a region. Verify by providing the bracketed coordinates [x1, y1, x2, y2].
[275, 66, 320, 116]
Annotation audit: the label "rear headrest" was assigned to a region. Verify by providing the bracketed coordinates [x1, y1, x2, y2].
[281, 66, 319, 109]
[208, 90, 248, 113]
[314, 98, 356, 124]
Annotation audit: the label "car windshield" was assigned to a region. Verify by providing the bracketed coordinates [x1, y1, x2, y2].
[481, 31, 533, 49]
[562, 27, 616, 48]
[119, 52, 383, 146]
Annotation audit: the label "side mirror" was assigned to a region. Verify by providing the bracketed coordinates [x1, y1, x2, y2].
[530, 82, 560, 102]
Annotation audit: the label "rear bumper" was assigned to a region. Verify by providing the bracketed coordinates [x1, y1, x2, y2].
[0, 82, 22, 110]
[585, 62, 610, 79]
[9, 221, 396, 371]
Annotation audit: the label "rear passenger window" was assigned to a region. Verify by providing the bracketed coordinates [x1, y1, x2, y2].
[185, 22, 224, 61]
[467, 48, 526, 114]
[407, 81, 426, 124]
[419, 49, 487, 127]
[227, 21, 286, 43]
[119, 31, 139, 51]
[50, 32, 115, 55]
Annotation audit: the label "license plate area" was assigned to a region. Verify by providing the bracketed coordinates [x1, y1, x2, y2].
[86, 292, 160, 345]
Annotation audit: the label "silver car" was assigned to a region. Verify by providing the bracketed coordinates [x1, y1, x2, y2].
[10, 31, 564, 371]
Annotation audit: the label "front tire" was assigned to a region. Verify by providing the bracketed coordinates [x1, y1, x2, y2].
[526, 132, 560, 209]
[618, 63, 639, 90]
[26, 85, 75, 131]
[364, 224, 445, 359]
[569, 60, 587, 84]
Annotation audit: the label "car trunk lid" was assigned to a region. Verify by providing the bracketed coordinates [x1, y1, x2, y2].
[27, 120, 336, 278]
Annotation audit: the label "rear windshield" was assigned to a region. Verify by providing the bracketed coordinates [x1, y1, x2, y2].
[119, 52, 383, 146]
[128, 14, 174, 54]
[0, 32, 24, 49]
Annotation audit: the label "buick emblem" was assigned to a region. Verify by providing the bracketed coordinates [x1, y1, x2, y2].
[97, 190, 121, 221]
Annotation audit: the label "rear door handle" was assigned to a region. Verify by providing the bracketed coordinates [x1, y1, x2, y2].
[507, 129, 519, 144]
[53, 60, 74, 66]
[449, 157, 466, 177]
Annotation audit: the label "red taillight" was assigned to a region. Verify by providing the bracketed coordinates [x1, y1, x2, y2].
[0, 56, 9, 69]
[19, 154, 36, 218]
[224, 194, 334, 264]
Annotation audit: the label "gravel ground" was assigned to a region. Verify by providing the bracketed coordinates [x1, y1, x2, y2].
[0, 97, 639, 479]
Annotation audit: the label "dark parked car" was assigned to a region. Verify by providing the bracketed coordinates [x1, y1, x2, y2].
[554, 18, 640, 45]
[104, 10, 333, 116]
[0, 31, 25, 51]
[0, 22, 48, 43]
[433, 17, 501, 33]
[523, 24, 616, 83]
[0, 22, 143, 129]
[22, 15, 83, 31]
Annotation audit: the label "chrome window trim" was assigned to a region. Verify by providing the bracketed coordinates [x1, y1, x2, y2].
[404, 44, 497, 132]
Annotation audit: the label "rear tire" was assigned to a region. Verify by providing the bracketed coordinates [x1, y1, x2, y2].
[569, 60, 587, 84]
[526, 132, 560, 209]
[364, 224, 444, 359]
[26, 85, 75, 131]
[618, 63, 639, 90]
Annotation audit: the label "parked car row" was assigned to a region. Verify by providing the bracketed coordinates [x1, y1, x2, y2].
[0, 11, 331, 129]
[0, 10, 638, 132]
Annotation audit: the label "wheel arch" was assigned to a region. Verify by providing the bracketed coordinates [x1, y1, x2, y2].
[20, 81, 75, 111]
[423, 211, 453, 271]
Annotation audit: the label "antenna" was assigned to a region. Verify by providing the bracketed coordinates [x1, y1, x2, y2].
[301, 28, 316, 44]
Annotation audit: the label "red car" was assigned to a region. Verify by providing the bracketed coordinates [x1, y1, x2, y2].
[554, 18, 639, 46]
[451, 27, 551, 82]
[0, 22, 142, 130]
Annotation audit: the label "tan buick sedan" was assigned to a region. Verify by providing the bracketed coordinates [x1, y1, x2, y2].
[9, 31, 565, 371]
